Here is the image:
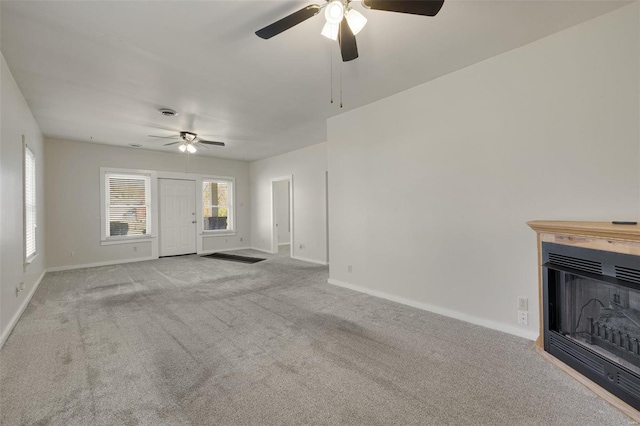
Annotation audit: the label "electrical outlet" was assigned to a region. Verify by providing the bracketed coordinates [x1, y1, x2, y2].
[348, 265, 353, 273]
[518, 311, 528, 326]
[518, 297, 528, 311]
[69, 251, 74, 258]
[240, 237, 243, 242]
[133, 246, 138, 252]
[225, 239, 228, 243]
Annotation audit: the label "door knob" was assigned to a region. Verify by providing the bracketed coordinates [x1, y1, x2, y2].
[192, 221, 197, 224]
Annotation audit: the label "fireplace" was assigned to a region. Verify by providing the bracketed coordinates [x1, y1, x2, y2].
[543, 242, 640, 410]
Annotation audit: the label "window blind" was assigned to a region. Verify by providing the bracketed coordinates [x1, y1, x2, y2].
[106, 174, 150, 237]
[25, 146, 36, 259]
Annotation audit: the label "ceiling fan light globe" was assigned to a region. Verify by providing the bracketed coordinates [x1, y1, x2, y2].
[187, 144, 196, 154]
[179, 144, 187, 152]
[324, 1, 344, 24]
[346, 8, 367, 35]
[321, 21, 340, 40]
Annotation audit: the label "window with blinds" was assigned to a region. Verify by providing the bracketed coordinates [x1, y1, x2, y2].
[25, 145, 36, 260]
[203, 180, 233, 231]
[105, 173, 151, 237]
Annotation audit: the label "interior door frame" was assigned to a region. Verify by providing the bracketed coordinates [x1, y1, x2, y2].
[271, 175, 293, 257]
[158, 177, 197, 257]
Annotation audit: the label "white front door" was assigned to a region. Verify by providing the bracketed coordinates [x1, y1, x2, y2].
[159, 179, 196, 257]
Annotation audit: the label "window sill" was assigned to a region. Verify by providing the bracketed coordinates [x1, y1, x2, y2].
[101, 236, 155, 246]
[201, 231, 236, 237]
[25, 253, 39, 266]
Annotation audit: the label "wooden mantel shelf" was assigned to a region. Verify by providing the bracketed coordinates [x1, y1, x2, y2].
[527, 220, 640, 242]
[527, 220, 640, 422]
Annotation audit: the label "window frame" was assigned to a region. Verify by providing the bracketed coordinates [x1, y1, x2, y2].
[23, 139, 37, 265]
[100, 168, 157, 245]
[201, 176, 235, 235]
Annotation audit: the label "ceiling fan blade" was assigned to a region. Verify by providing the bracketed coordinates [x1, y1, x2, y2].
[199, 140, 226, 147]
[149, 134, 180, 139]
[164, 141, 181, 146]
[256, 5, 321, 39]
[338, 18, 358, 62]
[362, 0, 445, 17]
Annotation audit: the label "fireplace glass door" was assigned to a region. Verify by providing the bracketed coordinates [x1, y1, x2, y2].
[543, 242, 640, 410]
[557, 273, 640, 376]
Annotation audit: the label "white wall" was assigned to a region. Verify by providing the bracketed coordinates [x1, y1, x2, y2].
[275, 180, 290, 245]
[327, 4, 640, 340]
[250, 142, 327, 264]
[1, 54, 46, 344]
[45, 138, 250, 269]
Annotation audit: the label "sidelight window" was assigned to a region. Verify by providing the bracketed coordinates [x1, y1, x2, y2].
[202, 179, 234, 232]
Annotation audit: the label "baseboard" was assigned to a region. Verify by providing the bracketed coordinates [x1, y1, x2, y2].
[47, 256, 156, 272]
[278, 243, 291, 246]
[199, 247, 251, 255]
[327, 278, 539, 341]
[249, 247, 275, 254]
[0, 269, 47, 350]
[291, 255, 328, 266]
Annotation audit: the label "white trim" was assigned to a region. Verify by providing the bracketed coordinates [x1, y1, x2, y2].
[100, 237, 155, 246]
[25, 252, 39, 265]
[291, 255, 328, 266]
[271, 175, 294, 258]
[326, 278, 539, 341]
[0, 269, 46, 350]
[156, 171, 198, 181]
[201, 232, 237, 237]
[278, 242, 291, 246]
[249, 246, 274, 254]
[199, 246, 252, 256]
[47, 256, 155, 272]
[199, 174, 236, 182]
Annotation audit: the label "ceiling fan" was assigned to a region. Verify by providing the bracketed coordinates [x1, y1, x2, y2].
[255, 0, 445, 62]
[148, 131, 225, 154]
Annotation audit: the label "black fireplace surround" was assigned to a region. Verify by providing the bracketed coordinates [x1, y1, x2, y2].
[543, 242, 640, 410]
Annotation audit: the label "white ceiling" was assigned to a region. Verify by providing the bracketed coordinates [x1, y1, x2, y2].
[1, 0, 629, 161]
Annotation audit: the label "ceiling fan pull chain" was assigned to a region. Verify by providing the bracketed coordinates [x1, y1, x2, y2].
[330, 47, 334, 104]
[340, 55, 343, 108]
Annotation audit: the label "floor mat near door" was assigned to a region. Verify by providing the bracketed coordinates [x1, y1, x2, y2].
[202, 253, 266, 264]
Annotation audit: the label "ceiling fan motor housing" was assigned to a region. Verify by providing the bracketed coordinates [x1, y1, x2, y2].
[180, 131, 198, 142]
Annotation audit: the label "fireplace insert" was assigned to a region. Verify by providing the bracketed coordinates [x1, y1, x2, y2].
[543, 242, 640, 410]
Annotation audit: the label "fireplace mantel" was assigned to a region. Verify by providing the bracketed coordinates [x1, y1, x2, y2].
[528, 220, 640, 244]
[527, 220, 640, 422]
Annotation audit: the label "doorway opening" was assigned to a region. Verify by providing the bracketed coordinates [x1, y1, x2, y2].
[271, 176, 293, 257]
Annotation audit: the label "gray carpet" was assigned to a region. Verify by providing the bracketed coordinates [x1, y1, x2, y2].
[0, 247, 635, 425]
